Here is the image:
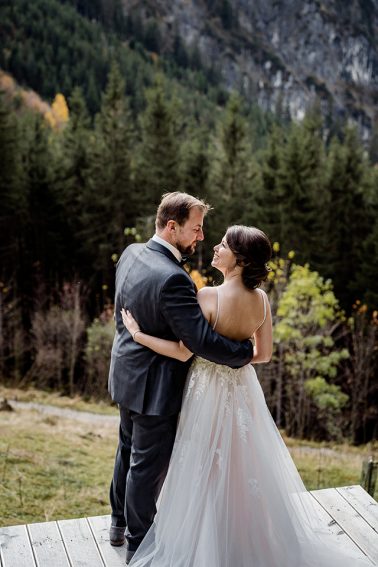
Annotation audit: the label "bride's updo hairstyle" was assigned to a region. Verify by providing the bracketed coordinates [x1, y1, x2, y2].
[226, 225, 272, 290]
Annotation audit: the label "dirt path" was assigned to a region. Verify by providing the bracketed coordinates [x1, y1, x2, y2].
[6, 400, 119, 425]
[4, 400, 343, 457]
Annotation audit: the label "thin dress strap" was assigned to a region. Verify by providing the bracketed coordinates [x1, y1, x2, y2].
[212, 287, 220, 330]
[255, 288, 267, 332]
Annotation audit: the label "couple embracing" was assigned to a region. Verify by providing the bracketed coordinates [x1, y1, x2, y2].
[108, 192, 369, 567]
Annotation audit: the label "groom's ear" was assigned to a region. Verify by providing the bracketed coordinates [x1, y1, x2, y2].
[166, 220, 176, 233]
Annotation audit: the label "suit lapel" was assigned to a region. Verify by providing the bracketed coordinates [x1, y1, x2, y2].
[146, 239, 182, 267]
[146, 239, 197, 290]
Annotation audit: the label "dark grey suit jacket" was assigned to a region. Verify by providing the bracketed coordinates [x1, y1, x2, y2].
[108, 239, 253, 415]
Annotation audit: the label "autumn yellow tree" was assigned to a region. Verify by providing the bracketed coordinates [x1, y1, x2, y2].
[45, 93, 69, 129]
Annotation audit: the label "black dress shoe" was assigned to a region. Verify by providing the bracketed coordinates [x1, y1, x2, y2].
[125, 549, 135, 564]
[109, 524, 126, 546]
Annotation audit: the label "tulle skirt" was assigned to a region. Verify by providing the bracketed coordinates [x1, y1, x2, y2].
[130, 358, 371, 566]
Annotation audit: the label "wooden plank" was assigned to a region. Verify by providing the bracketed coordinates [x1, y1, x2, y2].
[88, 515, 126, 567]
[337, 485, 378, 532]
[27, 521, 70, 567]
[58, 517, 104, 567]
[290, 491, 370, 560]
[306, 492, 372, 561]
[313, 487, 378, 564]
[0, 486, 377, 567]
[0, 524, 36, 567]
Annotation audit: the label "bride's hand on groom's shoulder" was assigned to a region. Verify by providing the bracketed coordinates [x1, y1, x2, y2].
[121, 308, 140, 337]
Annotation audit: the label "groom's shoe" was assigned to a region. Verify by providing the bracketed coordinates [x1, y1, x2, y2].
[109, 524, 126, 546]
[125, 549, 135, 564]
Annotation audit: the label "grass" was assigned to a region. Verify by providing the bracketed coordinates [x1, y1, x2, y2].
[0, 386, 376, 527]
[0, 405, 117, 527]
[283, 434, 377, 497]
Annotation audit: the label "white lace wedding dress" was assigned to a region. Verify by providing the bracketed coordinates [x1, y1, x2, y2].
[130, 293, 371, 567]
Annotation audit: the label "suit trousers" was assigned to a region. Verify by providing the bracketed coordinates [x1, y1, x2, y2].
[110, 407, 178, 551]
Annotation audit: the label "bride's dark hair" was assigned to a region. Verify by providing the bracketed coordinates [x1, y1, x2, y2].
[226, 225, 272, 290]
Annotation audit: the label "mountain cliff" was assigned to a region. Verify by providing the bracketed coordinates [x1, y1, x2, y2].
[121, 0, 378, 137]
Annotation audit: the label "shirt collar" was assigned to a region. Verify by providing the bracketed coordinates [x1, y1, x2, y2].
[152, 234, 182, 262]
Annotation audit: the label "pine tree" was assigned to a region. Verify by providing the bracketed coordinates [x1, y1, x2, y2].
[359, 216, 378, 308]
[219, 0, 234, 30]
[207, 93, 260, 246]
[368, 118, 378, 164]
[0, 92, 26, 282]
[256, 124, 284, 243]
[179, 125, 210, 197]
[25, 114, 60, 279]
[55, 86, 91, 272]
[277, 111, 326, 266]
[358, 165, 378, 307]
[0, 92, 24, 235]
[0, 94, 28, 378]
[83, 62, 135, 276]
[325, 128, 375, 308]
[144, 19, 161, 53]
[134, 75, 180, 218]
[173, 33, 189, 68]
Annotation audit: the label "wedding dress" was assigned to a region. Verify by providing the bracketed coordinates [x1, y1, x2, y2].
[130, 290, 371, 567]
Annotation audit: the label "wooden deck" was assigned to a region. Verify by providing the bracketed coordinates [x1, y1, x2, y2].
[0, 485, 377, 566]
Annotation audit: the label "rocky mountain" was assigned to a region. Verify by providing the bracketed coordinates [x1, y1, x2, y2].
[122, 0, 378, 138]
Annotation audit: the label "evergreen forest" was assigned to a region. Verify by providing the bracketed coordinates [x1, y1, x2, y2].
[0, 0, 377, 444]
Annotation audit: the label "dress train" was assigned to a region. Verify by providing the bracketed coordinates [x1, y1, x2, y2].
[130, 358, 371, 566]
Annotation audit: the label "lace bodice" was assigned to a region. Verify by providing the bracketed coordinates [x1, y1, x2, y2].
[185, 356, 253, 403]
[191, 356, 249, 376]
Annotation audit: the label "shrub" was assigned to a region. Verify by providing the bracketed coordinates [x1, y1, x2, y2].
[84, 308, 115, 398]
[27, 284, 85, 395]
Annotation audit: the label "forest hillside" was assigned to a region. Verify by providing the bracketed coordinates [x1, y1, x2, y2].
[0, 0, 377, 443]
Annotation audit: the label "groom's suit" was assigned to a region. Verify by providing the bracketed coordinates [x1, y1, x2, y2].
[108, 238, 253, 551]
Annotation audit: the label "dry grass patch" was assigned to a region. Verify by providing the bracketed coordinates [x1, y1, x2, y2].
[0, 406, 118, 527]
[283, 433, 377, 498]
[0, 388, 375, 527]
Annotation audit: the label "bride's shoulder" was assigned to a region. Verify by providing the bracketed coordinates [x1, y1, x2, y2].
[256, 287, 268, 299]
[197, 286, 218, 323]
[197, 286, 217, 299]
[257, 288, 270, 306]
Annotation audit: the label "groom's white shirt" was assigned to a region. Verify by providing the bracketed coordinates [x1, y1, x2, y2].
[152, 234, 182, 263]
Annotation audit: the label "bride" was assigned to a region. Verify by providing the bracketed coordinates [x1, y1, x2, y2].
[122, 225, 369, 567]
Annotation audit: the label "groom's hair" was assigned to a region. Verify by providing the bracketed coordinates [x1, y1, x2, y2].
[156, 192, 211, 230]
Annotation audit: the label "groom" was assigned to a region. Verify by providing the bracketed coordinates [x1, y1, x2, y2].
[108, 192, 253, 564]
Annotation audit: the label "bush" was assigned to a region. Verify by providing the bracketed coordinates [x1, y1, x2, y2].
[259, 252, 350, 441]
[27, 284, 85, 395]
[84, 308, 115, 398]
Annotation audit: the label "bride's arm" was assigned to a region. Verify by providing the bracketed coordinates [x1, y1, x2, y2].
[121, 287, 217, 363]
[121, 309, 193, 362]
[251, 292, 273, 364]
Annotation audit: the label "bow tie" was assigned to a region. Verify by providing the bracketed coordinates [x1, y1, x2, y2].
[179, 257, 189, 267]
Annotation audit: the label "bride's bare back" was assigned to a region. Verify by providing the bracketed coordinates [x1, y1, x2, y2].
[123, 277, 272, 364]
[198, 282, 272, 363]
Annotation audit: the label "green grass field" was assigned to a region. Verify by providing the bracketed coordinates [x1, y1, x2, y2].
[0, 386, 376, 527]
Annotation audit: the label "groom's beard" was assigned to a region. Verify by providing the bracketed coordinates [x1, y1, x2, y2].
[176, 242, 197, 256]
